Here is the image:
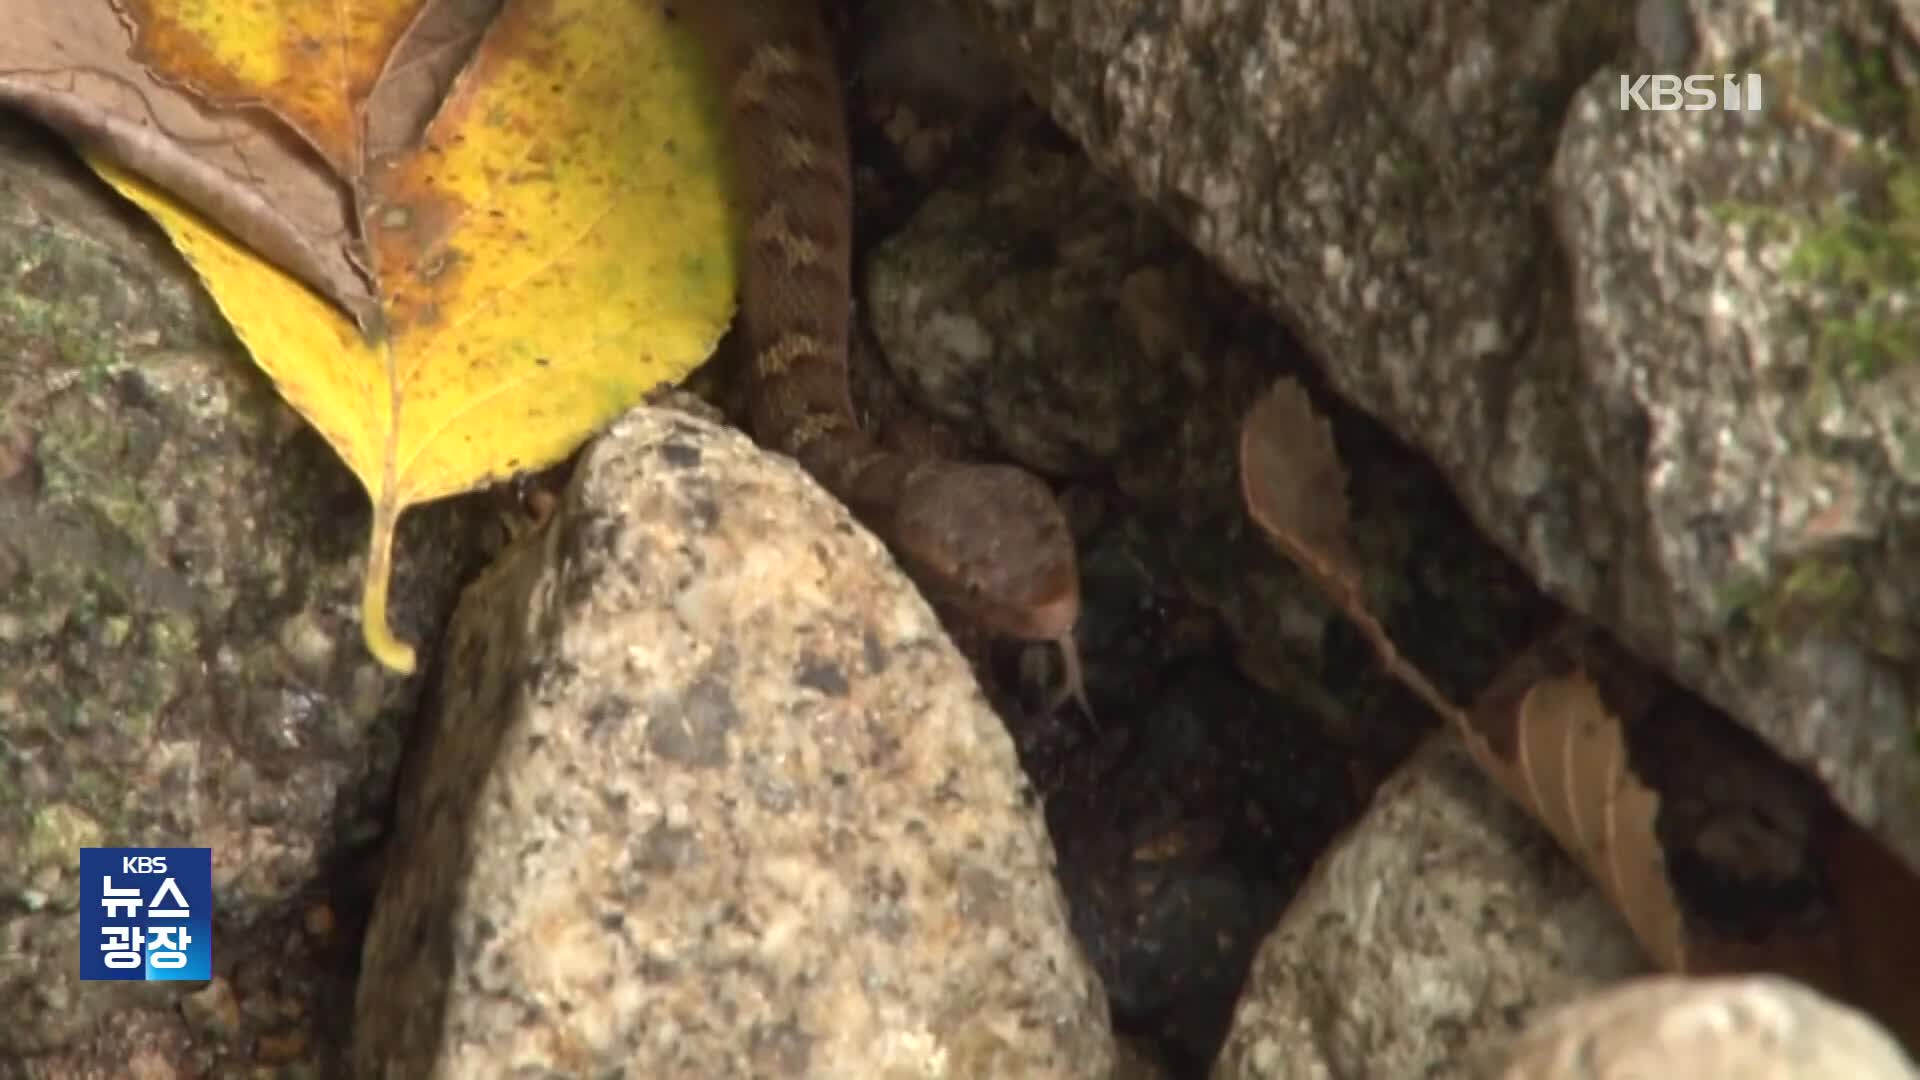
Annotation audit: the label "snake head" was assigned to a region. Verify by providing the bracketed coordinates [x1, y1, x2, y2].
[891, 462, 1080, 643]
[892, 461, 1091, 718]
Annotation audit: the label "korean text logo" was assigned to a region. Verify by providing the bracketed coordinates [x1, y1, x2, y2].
[79, 847, 212, 981]
[1618, 73, 1763, 112]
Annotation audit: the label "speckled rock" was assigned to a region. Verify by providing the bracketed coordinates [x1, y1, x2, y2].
[0, 124, 485, 1064]
[865, 134, 1201, 480]
[353, 406, 1114, 1077]
[1212, 734, 1649, 1079]
[954, 0, 1920, 869]
[1485, 974, 1920, 1079]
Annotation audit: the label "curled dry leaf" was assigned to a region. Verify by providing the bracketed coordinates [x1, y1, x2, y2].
[1463, 650, 1685, 970]
[1235, 378, 1362, 595]
[3, 0, 504, 327]
[1240, 377, 1920, 1052]
[1240, 377, 1683, 965]
[115, 0, 497, 177]
[1474, 633, 1920, 1052]
[0, 0, 375, 321]
[1236, 377, 1461, 722]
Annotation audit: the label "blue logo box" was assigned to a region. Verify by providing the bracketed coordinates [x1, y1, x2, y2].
[78, 847, 212, 982]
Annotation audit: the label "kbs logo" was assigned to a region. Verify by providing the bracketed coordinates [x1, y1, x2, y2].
[79, 847, 213, 982]
[1619, 73, 1763, 112]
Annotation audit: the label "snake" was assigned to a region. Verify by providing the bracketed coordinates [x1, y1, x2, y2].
[684, 0, 1087, 712]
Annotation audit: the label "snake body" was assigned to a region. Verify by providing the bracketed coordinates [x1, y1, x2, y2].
[686, 0, 1086, 706]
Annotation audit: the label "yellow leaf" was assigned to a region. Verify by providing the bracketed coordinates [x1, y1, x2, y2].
[91, 0, 737, 673]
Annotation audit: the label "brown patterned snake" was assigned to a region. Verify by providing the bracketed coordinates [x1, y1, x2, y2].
[683, 0, 1087, 712]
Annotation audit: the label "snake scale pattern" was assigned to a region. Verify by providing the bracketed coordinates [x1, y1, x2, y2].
[683, 0, 1086, 709]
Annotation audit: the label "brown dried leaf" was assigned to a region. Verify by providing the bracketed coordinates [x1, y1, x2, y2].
[1240, 380, 1679, 962]
[0, 0, 499, 328]
[1238, 377, 1463, 722]
[1463, 659, 1686, 970]
[114, 0, 496, 177]
[360, 0, 506, 161]
[1239, 378, 1920, 1053]
[0, 2, 373, 321]
[1237, 378, 1362, 593]
[1462, 632, 1920, 1052]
